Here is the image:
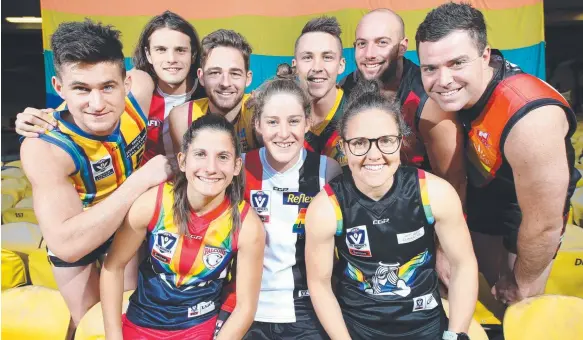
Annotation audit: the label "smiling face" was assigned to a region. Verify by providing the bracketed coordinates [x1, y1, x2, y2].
[177, 128, 242, 199]
[52, 61, 130, 136]
[343, 108, 401, 195]
[354, 11, 407, 83]
[197, 46, 252, 114]
[255, 92, 309, 173]
[418, 30, 491, 112]
[146, 27, 193, 90]
[293, 31, 345, 101]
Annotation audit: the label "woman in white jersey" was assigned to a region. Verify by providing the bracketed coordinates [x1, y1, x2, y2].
[217, 77, 342, 339]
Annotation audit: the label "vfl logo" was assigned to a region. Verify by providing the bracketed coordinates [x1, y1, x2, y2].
[90, 156, 114, 181]
[203, 246, 228, 270]
[412, 292, 439, 312]
[251, 190, 270, 214]
[477, 130, 490, 146]
[156, 233, 178, 253]
[345, 225, 372, 257]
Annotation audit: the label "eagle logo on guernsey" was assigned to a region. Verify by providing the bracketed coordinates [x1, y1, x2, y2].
[202, 246, 227, 270]
[90, 156, 114, 181]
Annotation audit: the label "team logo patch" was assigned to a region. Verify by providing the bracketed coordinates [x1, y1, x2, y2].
[90, 155, 114, 181]
[251, 190, 271, 223]
[203, 246, 227, 270]
[412, 292, 439, 312]
[187, 301, 215, 318]
[345, 225, 372, 257]
[152, 231, 179, 264]
[283, 192, 314, 206]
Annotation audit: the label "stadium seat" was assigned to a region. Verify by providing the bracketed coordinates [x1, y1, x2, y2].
[545, 224, 583, 298]
[4, 160, 22, 168]
[1, 249, 28, 291]
[1, 286, 70, 340]
[441, 298, 489, 340]
[2, 194, 15, 213]
[1, 178, 27, 204]
[2, 207, 38, 224]
[503, 295, 583, 340]
[28, 248, 58, 290]
[572, 189, 583, 226]
[75, 290, 135, 340]
[1, 222, 43, 255]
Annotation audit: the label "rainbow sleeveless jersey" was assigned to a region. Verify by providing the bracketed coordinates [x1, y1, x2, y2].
[39, 93, 147, 208]
[126, 182, 250, 330]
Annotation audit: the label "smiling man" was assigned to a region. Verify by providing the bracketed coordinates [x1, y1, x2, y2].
[168, 29, 258, 153]
[416, 2, 580, 305]
[293, 16, 347, 165]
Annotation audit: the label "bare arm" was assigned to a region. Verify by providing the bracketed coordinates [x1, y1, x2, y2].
[100, 187, 156, 340]
[216, 208, 265, 340]
[325, 157, 342, 182]
[428, 172, 478, 333]
[306, 190, 351, 340]
[419, 98, 467, 206]
[21, 139, 171, 262]
[504, 106, 571, 290]
[127, 69, 155, 116]
[168, 103, 191, 153]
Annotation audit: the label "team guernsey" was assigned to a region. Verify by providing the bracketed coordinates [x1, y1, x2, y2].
[142, 85, 197, 164]
[244, 147, 327, 322]
[325, 166, 445, 339]
[39, 93, 147, 208]
[304, 87, 347, 166]
[340, 58, 430, 168]
[125, 182, 250, 331]
[188, 94, 258, 153]
[459, 50, 580, 251]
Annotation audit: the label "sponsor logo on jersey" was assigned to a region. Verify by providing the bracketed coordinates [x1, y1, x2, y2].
[187, 301, 215, 318]
[152, 231, 179, 264]
[203, 246, 228, 270]
[272, 186, 289, 192]
[396, 226, 425, 244]
[373, 218, 390, 225]
[345, 225, 372, 257]
[147, 119, 162, 127]
[90, 156, 114, 181]
[412, 292, 439, 312]
[283, 192, 314, 206]
[125, 129, 147, 159]
[297, 290, 310, 298]
[251, 190, 271, 223]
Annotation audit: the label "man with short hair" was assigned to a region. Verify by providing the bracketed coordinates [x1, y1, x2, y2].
[340, 9, 466, 203]
[169, 29, 258, 153]
[416, 2, 579, 306]
[19, 20, 170, 339]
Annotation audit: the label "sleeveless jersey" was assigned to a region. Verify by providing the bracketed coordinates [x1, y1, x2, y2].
[459, 50, 580, 231]
[325, 166, 444, 338]
[126, 182, 250, 330]
[142, 85, 197, 164]
[39, 93, 147, 208]
[304, 87, 347, 166]
[340, 58, 430, 169]
[188, 94, 258, 153]
[244, 148, 327, 322]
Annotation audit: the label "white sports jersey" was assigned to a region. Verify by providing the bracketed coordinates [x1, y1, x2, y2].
[143, 84, 197, 163]
[244, 147, 327, 322]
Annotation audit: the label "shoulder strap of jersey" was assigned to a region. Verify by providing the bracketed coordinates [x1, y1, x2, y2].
[323, 183, 344, 236]
[147, 182, 166, 232]
[38, 128, 83, 175]
[244, 149, 263, 202]
[188, 98, 209, 125]
[299, 151, 321, 195]
[417, 169, 435, 225]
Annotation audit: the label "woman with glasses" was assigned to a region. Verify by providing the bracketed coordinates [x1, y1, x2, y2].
[304, 80, 478, 340]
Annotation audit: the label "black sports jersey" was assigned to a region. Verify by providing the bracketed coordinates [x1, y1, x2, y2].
[340, 58, 430, 168]
[324, 166, 445, 339]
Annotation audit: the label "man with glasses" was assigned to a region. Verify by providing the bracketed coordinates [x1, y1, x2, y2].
[416, 2, 579, 305]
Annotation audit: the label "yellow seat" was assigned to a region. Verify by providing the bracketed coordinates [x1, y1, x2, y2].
[1, 286, 70, 340]
[14, 197, 33, 209]
[441, 298, 489, 340]
[1, 249, 28, 291]
[1, 168, 27, 181]
[545, 224, 583, 298]
[2, 207, 38, 224]
[1, 222, 43, 255]
[75, 290, 135, 340]
[1, 178, 27, 204]
[2, 194, 15, 213]
[28, 248, 58, 290]
[571, 188, 583, 226]
[4, 160, 22, 169]
[503, 295, 583, 340]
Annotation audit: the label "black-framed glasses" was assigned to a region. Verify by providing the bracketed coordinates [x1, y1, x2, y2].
[344, 135, 403, 156]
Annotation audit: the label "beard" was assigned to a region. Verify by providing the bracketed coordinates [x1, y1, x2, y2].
[207, 90, 245, 115]
[358, 44, 400, 87]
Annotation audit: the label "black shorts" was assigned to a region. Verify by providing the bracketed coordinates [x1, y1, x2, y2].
[216, 308, 329, 340]
[345, 313, 447, 340]
[47, 236, 114, 267]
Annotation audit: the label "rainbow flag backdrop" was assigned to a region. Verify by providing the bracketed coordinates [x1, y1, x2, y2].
[41, 0, 545, 107]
